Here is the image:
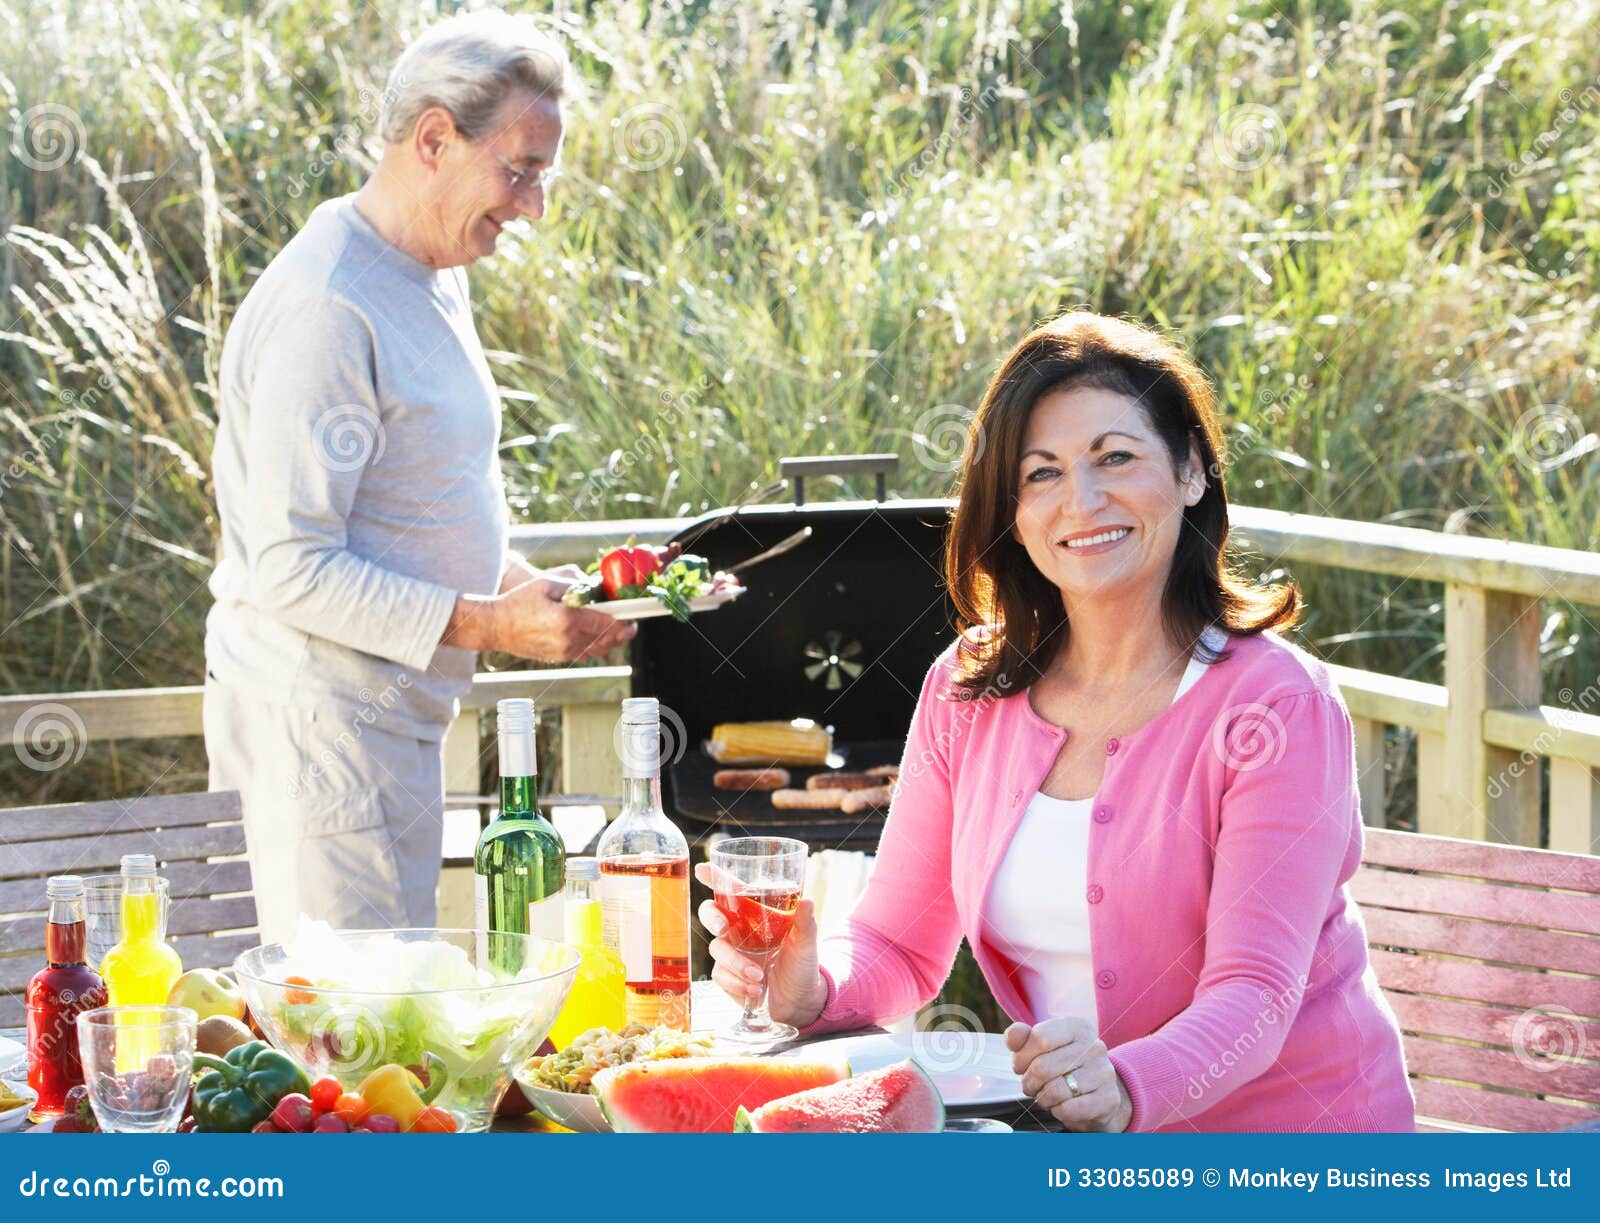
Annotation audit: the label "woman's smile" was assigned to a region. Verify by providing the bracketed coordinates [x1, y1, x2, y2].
[1058, 526, 1134, 556]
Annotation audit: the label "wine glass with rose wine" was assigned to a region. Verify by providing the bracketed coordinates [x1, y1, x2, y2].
[710, 836, 808, 1044]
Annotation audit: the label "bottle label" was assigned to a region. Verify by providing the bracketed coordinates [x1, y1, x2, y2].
[599, 874, 652, 982]
[499, 728, 537, 779]
[527, 893, 563, 942]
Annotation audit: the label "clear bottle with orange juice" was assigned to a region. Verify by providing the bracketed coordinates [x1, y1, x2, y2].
[549, 857, 626, 1048]
[598, 699, 691, 1030]
[99, 854, 182, 1006]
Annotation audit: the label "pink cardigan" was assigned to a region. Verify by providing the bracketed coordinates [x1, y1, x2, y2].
[809, 630, 1416, 1132]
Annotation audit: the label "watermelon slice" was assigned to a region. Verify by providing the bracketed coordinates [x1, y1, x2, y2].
[734, 1059, 945, 1133]
[593, 1056, 849, 1133]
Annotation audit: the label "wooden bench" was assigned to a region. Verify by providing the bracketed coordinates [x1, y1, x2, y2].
[1356, 827, 1600, 1131]
[0, 791, 258, 1027]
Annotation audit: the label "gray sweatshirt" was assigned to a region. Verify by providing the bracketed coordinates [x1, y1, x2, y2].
[206, 194, 508, 740]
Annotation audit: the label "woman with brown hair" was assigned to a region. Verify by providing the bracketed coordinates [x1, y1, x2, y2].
[699, 312, 1415, 1132]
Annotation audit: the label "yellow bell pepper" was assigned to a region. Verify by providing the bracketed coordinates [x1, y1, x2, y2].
[357, 1052, 447, 1131]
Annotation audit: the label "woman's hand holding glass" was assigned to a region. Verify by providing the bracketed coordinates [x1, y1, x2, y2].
[1006, 1017, 1133, 1132]
[694, 861, 828, 1030]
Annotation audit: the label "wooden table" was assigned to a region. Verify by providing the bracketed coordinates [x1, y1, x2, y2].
[7, 982, 1055, 1133]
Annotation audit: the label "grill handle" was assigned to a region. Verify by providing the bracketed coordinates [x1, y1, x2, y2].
[779, 453, 899, 505]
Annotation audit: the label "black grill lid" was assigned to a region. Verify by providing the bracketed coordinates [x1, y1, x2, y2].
[629, 490, 956, 851]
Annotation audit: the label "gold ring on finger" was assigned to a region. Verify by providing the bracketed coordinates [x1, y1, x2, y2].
[1065, 1070, 1083, 1099]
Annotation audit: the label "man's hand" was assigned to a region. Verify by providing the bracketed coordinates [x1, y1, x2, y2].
[444, 575, 634, 661]
[1005, 1017, 1133, 1132]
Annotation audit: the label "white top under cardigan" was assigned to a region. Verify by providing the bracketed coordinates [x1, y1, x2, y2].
[985, 628, 1223, 1031]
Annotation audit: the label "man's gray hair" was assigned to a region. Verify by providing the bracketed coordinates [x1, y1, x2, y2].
[380, 9, 576, 144]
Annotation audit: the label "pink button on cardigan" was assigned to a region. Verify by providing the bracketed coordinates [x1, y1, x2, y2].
[807, 630, 1416, 1132]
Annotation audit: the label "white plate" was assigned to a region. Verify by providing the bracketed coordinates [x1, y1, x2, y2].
[945, 1116, 1013, 1133]
[779, 1031, 1026, 1111]
[0, 1033, 24, 1081]
[512, 1072, 611, 1133]
[589, 587, 744, 621]
[0, 1080, 38, 1134]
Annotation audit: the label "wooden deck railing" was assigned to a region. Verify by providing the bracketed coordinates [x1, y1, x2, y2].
[3, 504, 1598, 854]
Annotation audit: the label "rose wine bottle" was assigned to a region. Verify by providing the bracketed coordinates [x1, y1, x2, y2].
[597, 698, 691, 1030]
[26, 875, 107, 1121]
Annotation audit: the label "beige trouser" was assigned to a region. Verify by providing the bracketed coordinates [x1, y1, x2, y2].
[203, 681, 445, 944]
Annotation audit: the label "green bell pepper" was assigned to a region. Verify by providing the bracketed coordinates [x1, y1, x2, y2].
[191, 1040, 311, 1132]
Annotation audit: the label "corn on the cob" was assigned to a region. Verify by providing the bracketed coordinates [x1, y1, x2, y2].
[708, 719, 832, 765]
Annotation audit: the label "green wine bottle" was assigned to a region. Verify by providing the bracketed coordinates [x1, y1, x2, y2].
[474, 698, 566, 972]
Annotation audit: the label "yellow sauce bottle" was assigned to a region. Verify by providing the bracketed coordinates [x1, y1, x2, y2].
[100, 854, 183, 1006]
[549, 857, 626, 1049]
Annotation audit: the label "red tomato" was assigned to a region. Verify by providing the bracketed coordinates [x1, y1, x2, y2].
[412, 1106, 458, 1134]
[331, 1093, 371, 1127]
[309, 1077, 343, 1116]
[282, 975, 318, 1005]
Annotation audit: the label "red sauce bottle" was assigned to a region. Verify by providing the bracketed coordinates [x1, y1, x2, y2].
[26, 875, 108, 1121]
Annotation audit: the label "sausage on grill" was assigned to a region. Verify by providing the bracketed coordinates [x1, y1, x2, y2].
[713, 767, 791, 792]
[840, 785, 894, 815]
[804, 771, 881, 792]
[771, 788, 850, 810]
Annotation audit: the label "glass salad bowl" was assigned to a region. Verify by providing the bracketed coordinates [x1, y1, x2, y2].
[234, 927, 579, 1133]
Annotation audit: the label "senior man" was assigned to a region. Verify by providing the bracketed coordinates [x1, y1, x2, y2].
[204, 11, 628, 942]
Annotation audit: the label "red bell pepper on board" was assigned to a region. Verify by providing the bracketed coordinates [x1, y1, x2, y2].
[598, 544, 670, 599]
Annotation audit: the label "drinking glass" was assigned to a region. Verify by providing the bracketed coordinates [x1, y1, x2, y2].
[709, 837, 808, 1044]
[76, 1006, 196, 1132]
[82, 875, 170, 973]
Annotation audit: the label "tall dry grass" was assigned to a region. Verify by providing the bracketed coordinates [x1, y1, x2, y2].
[2, 0, 1598, 804]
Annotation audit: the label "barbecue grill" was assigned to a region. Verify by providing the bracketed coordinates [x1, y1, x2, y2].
[629, 455, 956, 853]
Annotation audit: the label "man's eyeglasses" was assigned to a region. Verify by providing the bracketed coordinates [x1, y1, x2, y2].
[491, 150, 561, 195]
